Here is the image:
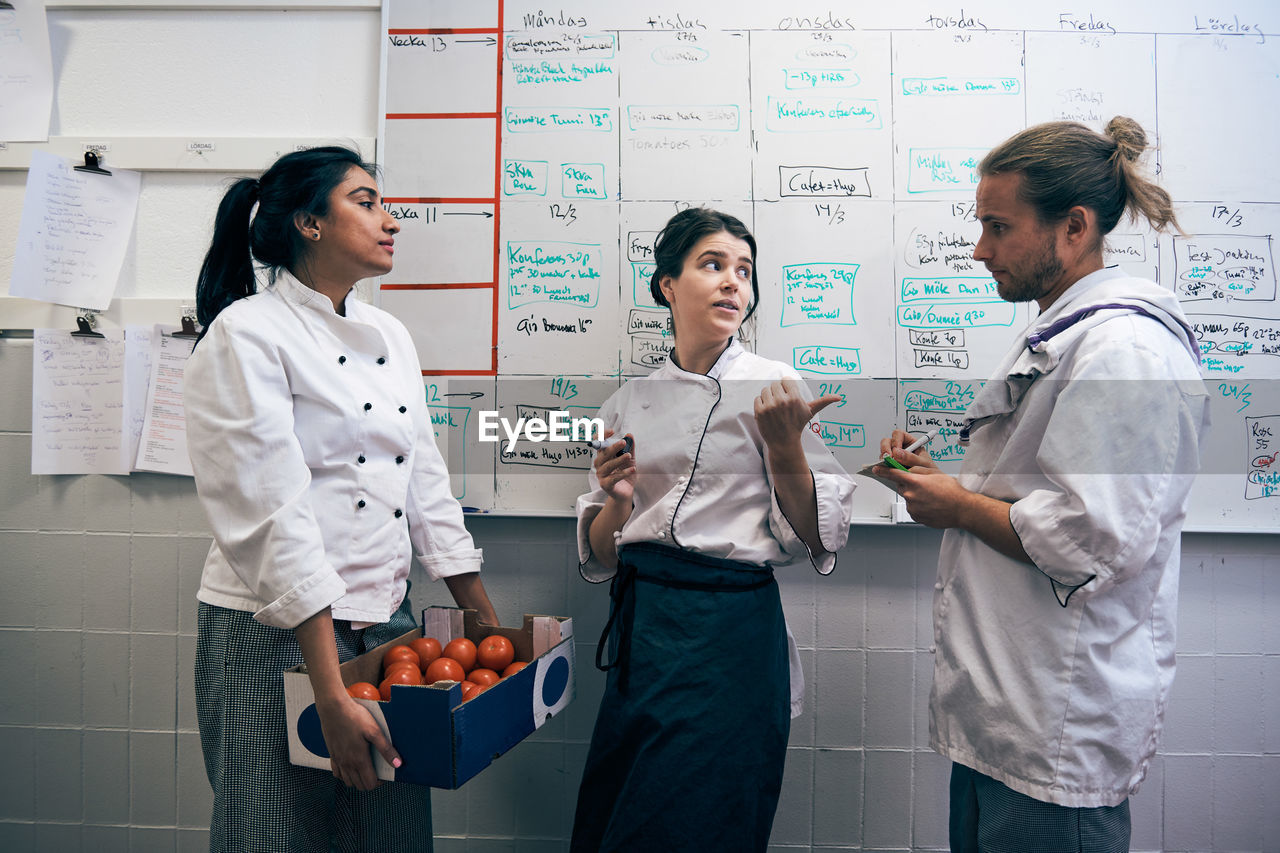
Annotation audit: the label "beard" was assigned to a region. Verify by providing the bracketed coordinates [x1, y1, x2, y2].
[994, 232, 1065, 304]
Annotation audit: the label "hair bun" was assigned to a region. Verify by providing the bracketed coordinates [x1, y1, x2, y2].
[1105, 116, 1147, 163]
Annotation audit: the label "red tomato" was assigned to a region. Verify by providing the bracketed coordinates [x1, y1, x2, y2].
[424, 656, 466, 684]
[476, 635, 516, 672]
[346, 681, 381, 701]
[382, 660, 420, 681]
[379, 666, 422, 700]
[469, 667, 499, 687]
[381, 644, 420, 671]
[460, 681, 481, 701]
[410, 637, 442, 668]
[442, 638, 477, 673]
[501, 661, 527, 678]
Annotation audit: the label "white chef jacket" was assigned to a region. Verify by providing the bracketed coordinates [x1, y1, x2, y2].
[576, 339, 857, 714]
[185, 269, 482, 630]
[931, 267, 1210, 807]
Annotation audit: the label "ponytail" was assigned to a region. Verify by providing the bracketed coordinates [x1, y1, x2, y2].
[1104, 116, 1180, 235]
[194, 146, 374, 338]
[195, 178, 259, 334]
[979, 117, 1181, 250]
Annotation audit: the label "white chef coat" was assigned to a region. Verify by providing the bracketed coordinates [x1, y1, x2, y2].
[576, 339, 857, 714]
[185, 269, 482, 630]
[931, 267, 1210, 807]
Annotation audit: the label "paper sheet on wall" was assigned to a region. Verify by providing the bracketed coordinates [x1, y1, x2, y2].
[122, 325, 155, 468]
[133, 326, 196, 476]
[0, 1, 54, 142]
[31, 329, 130, 475]
[9, 150, 142, 310]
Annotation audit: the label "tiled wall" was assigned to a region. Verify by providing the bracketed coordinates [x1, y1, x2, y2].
[1, 337, 1276, 852]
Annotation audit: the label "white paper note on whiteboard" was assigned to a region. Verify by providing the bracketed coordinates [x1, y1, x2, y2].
[0, 1, 54, 142]
[9, 151, 142, 310]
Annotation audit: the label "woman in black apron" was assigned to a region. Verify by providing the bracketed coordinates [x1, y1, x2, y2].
[570, 208, 857, 852]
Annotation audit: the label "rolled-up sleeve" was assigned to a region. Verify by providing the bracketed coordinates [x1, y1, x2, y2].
[185, 318, 345, 629]
[1009, 336, 1206, 601]
[406, 382, 483, 580]
[765, 378, 857, 575]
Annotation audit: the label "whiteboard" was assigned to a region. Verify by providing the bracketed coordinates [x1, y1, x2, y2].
[377, 0, 1280, 530]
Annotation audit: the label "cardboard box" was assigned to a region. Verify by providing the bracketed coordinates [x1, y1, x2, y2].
[284, 606, 575, 788]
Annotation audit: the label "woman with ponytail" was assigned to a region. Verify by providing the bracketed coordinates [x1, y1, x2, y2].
[186, 147, 498, 852]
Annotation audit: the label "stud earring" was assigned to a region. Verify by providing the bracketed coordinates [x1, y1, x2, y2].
[312, 231, 321, 240]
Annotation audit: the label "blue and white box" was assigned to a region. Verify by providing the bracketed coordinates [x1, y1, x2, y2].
[283, 606, 575, 788]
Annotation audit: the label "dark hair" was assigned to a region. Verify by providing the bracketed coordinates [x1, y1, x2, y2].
[195, 146, 375, 333]
[978, 116, 1180, 249]
[648, 207, 760, 324]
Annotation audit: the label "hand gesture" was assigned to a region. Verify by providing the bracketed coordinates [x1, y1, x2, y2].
[754, 378, 841, 453]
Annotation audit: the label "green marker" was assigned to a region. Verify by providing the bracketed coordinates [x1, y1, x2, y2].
[882, 427, 939, 471]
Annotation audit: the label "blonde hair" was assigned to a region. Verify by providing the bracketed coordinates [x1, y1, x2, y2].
[979, 117, 1180, 247]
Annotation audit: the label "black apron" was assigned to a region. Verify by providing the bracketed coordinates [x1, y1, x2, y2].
[570, 542, 791, 852]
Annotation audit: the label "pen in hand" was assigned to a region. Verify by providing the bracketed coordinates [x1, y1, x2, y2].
[882, 428, 940, 471]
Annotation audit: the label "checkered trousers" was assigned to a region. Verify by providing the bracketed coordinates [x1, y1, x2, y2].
[950, 762, 1131, 853]
[195, 600, 434, 853]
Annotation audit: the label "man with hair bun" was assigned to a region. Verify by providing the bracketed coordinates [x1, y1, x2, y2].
[875, 118, 1209, 852]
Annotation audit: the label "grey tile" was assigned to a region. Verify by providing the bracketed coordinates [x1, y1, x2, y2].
[430, 783, 470, 837]
[83, 474, 134, 533]
[789, 647, 815, 747]
[1162, 754, 1212, 851]
[0, 434, 51, 532]
[0, 629, 39, 725]
[131, 633, 178, 731]
[1213, 654, 1264, 753]
[1212, 755, 1265, 850]
[81, 824, 132, 853]
[83, 534, 132, 631]
[865, 548, 917, 650]
[35, 728, 83, 821]
[0, 339, 34, 431]
[1214, 554, 1266, 654]
[83, 728, 131, 824]
[177, 633, 198, 732]
[83, 630, 131, 728]
[35, 821, 82, 852]
[1129, 754, 1164, 852]
[129, 826, 177, 853]
[771, 746, 814, 846]
[813, 747, 862, 847]
[817, 542, 865, 650]
[131, 730, 177, 826]
[863, 749, 912, 848]
[177, 537, 210, 636]
[33, 533, 86, 628]
[131, 535, 180, 633]
[0, 725, 36, 819]
[0, 532, 44, 627]
[1265, 654, 1280, 755]
[1175, 550, 1214, 654]
[1161, 654, 1213, 753]
[814, 648, 863, 748]
[912, 750, 950, 849]
[0, 822, 35, 852]
[36, 629, 83, 727]
[129, 474, 189, 535]
[176, 828, 211, 853]
[864, 649, 915, 748]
